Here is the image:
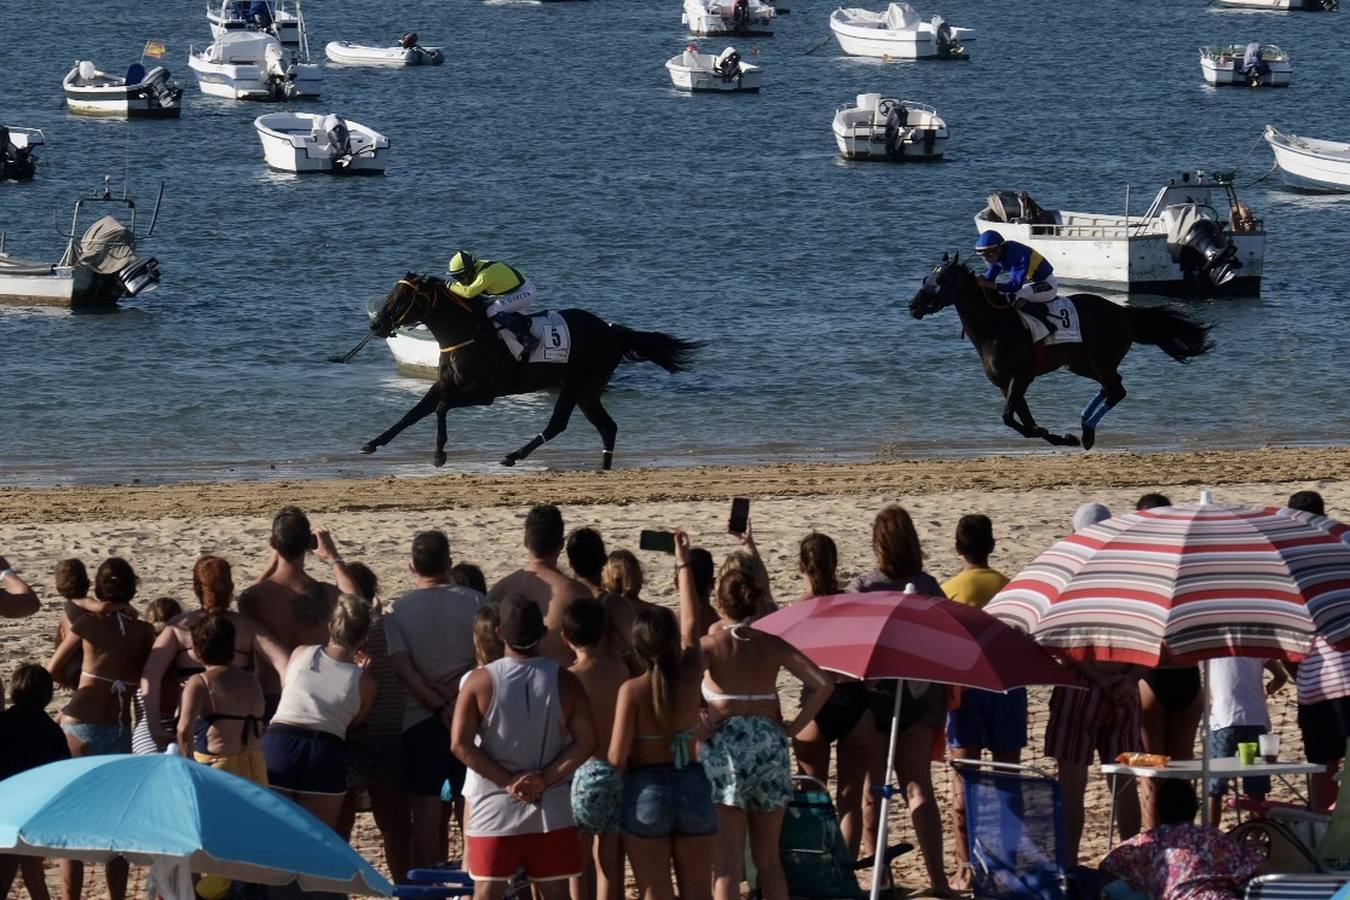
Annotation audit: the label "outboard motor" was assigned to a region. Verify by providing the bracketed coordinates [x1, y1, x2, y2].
[323, 113, 353, 166]
[262, 43, 299, 99]
[118, 256, 161, 296]
[400, 31, 419, 49]
[713, 46, 741, 79]
[0, 126, 37, 182]
[932, 16, 962, 58]
[732, 0, 751, 32]
[144, 67, 181, 108]
[883, 103, 906, 160]
[1162, 204, 1241, 288]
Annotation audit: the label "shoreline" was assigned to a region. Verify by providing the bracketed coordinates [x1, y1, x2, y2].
[3, 445, 1348, 523]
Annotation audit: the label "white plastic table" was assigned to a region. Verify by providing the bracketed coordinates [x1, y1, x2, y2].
[1099, 757, 1324, 839]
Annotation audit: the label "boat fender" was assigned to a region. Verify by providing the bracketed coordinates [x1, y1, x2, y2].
[77, 60, 97, 83]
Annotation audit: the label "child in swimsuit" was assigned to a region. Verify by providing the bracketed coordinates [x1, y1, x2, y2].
[177, 612, 267, 784]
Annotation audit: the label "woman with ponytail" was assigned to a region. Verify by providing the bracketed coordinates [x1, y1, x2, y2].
[608, 530, 715, 900]
[139, 556, 290, 749]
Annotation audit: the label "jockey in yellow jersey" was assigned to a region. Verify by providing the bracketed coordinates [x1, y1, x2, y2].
[447, 251, 539, 362]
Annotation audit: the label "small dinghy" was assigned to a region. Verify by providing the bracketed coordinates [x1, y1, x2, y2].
[666, 45, 761, 91]
[1, 126, 43, 182]
[254, 112, 389, 174]
[832, 93, 947, 160]
[1215, 0, 1337, 10]
[683, 0, 776, 36]
[1201, 43, 1290, 86]
[63, 60, 184, 118]
[325, 33, 444, 66]
[829, 3, 973, 59]
[189, 31, 321, 100]
[1264, 125, 1350, 192]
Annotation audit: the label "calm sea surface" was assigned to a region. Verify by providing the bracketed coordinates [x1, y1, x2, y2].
[1, 0, 1346, 484]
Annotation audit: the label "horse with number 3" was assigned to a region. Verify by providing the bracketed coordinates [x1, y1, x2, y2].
[363, 273, 703, 469]
[908, 254, 1214, 449]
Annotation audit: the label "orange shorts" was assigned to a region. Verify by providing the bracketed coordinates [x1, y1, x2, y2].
[466, 828, 583, 882]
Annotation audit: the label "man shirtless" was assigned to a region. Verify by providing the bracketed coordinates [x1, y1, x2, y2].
[237, 506, 358, 715]
[487, 505, 590, 666]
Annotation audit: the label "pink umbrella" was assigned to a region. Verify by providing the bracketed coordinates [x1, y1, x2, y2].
[756, 587, 1080, 900]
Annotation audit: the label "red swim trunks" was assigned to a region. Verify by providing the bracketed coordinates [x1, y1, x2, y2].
[466, 828, 583, 882]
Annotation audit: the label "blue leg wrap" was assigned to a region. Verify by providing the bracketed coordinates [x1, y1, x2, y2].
[1084, 394, 1116, 429]
[1081, 391, 1107, 424]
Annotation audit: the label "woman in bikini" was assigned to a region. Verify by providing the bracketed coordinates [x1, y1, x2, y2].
[46, 557, 156, 900]
[177, 612, 267, 782]
[140, 556, 289, 749]
[701, 543, 833, 900]
[609, 530, 714, 900]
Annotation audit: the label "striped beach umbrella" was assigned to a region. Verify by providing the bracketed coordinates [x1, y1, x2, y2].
[984, 491, 1350, 666]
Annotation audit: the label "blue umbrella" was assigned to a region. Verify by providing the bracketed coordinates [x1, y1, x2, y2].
[0, 754, 391, 899]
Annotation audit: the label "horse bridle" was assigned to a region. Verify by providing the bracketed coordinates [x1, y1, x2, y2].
[391, 276, 481, 355]
[927, 263, 1013, 311]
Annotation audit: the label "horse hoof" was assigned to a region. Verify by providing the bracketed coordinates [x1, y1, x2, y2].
[500, 456, 517, 468]
[1081, 428, 1096, 451]
[359, 443, 377, 455]
[1060, 433, 1081, 448]
[433, 453, 447, 468]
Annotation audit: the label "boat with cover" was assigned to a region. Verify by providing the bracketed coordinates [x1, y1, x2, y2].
[832, 93, 947, 160]
[973, 172, 1265, 296]
[1200, 43, 1290, 86]
[1215, 0, 1337, 10]
[683, 0, 776, 36]
[254, 113, 389, 174]
[0, 178, 163, 308]
[1264, 125, 1350, 192]
[666, 46, 761, 91]
[325, 33, 444, 66]
[1, 126, 43, 182]
[208, 0, 309, 58]
[189, 32, 321, 100]
[63, 60, 184, 118]
[829, 3, 973, 59]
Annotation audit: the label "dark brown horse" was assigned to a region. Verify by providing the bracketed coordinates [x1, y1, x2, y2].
[365, 273, 703, 469]
[908, 255, 1214, 449]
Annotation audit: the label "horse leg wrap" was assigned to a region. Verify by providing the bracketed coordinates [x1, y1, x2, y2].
[1084, 395, 1116, 429]
[1081, 391, 1107, 426]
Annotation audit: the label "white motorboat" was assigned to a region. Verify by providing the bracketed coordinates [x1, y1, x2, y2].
[254, 113, 389, 174]
[829, 4, 973, 59]
[208, 0, 309, 58]
[683, 0, 775, 36]
[1215, 0, 1337, 10]
[63, 60, 184, 118]
[832, 93, 947, 160]
[973, 172, 1266, 296]
[189, 32, 321, 100]
[1, 126, 43, 181]
[666, 46, 762, 91]
[0, 178, 163, 308]
[1264, 125, 1350, 192]
[1200, 43, 1291, 85]
[367, 296, 438, 376]
[325, 34, 444, 66]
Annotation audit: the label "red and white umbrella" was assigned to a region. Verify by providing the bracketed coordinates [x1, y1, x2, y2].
[985, 492, 1350, 666]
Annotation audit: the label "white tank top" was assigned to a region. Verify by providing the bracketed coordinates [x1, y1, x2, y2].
[271, 645, 364, 738]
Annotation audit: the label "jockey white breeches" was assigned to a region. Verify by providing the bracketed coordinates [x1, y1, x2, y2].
[484, 279, 537, 318]
[1013, 274, 1058, 304]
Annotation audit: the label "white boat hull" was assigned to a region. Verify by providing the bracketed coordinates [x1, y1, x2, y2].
[189, 50, 321, 100]
[324, 41, 443, 66]
[833, 127, 946, 159]
[665, 54, 762, 91]
[683, 0, 774, 35]
[254, 112, 389, 173]
[63, 65, 184, 118]
[1265, 126, 1350, 192]
[0, 257, 122, 308]
[1200, 47, 1291, 85]
[1216, 0, 1337, 9]
[832, 94, 947, 160]
[830, 21, 974, 58]
[385, 327, 440, 376]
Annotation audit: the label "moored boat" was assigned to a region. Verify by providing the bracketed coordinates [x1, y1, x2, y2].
[1215, 0, 1337, 10]
[254, 113, 389, 174]
[832, 93, 947, 160]
[1200, 43, 1291, 86]
[829, 3, 973, 59]
[63, 60, 184, 118]
[683, 0, 775, 36]
[1264, 125, 1350, 192]
[208, 0, 309, 58]
[189, 32, 321, 100]
[973, 172, 1265, 296]
[0, 179, 164, 308]
[324, 34, 444, 66]
[1, 126, 43, 181]
[666, 46, 762, 91]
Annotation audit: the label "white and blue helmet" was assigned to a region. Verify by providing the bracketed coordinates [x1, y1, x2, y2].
[974, 230, 1005, 252]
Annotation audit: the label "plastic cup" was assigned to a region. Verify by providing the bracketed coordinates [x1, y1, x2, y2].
[1237, 742, 1258, 766]
[1259, 733, 1280, 763]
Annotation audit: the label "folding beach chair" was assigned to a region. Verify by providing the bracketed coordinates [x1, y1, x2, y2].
[952, 759, 1071, 900]
[1244, 874, 1350, 900]
[395, 868, 474, 899]
[774, 775, 912, 899]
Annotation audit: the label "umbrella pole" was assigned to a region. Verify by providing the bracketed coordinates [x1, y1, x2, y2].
[1201, 659, 1212, 828]
[870, 686, 905, 900]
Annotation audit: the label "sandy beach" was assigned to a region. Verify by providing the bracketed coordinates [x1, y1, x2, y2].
[3, 445, 1347, 898]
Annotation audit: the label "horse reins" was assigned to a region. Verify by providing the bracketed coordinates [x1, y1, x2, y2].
[395, 277, 479, 355]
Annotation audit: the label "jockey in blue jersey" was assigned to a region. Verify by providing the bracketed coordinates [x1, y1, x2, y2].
[974, 230, 1059, 335]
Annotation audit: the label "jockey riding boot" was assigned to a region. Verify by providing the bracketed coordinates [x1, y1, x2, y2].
[513, 318, 538, 362]
[1021, 303, 1058, 333]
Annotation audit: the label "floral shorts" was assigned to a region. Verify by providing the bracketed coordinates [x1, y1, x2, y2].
[571, 757, 623, 834]
[701, 715, 791, 812]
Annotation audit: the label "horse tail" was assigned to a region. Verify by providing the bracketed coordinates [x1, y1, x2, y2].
[615, 327, 704, 373]
[1128, 305, 1215, 363]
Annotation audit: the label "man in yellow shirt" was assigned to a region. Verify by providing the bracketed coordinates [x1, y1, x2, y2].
[448, 250, 538, 361]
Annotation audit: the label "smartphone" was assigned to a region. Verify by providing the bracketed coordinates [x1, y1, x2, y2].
[728, 497, 750, 535]
[639, 529, 676, 554]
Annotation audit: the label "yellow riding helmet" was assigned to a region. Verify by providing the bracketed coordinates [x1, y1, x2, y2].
[448, 250, 477, 280]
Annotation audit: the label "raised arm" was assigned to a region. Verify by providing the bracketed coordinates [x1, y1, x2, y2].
[735, 521, 777, 616]
[779, 641, 833, 738]
[248, 621, 292, 683]
[312, 526, 361, 597]
[0, 558, 40, 619]
[673, 530, 703, 652]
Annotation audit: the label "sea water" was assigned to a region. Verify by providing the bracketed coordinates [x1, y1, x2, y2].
[0, 0, 1345, 484]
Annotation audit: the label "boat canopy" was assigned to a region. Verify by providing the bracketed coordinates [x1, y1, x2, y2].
[885, 2, 919, 28]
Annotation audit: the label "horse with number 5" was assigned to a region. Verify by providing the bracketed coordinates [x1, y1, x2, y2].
[908, 254, 1214, 449]
[364, 273, 703, 469]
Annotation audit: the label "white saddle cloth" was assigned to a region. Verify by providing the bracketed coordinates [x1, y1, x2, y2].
[1017, 296, 1081, 345]
[517, 310, 572, 363]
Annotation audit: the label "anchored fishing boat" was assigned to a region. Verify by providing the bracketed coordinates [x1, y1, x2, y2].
[1200, 43, 1291, 86]
[666, 45, 762, 91]
[1215, 0, 1337, 10]
[0, 178, 164, 308]
[63, 60, 184, 118]
[832, 94, 947, 160]
[189, 31, 321, 100]
[829, 3, 973, 59]
[973, 172, 1265, 296]
[208, 0, 310, 58]
[1, 127, 43, 182]
[1264, 125, 1350, 192]
[683, 0, 776, 36]
[254, 113, 390, 174]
